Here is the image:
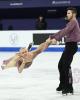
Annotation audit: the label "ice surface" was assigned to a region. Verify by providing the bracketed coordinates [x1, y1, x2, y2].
[0, 52, 80, 100]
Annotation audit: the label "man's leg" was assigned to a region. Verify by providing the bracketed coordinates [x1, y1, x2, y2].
[61, 52, 74, 94]
[57, 49, 74, 93]
[57, 42, 78, 94]
[56, 52, 66, 91]
[61, 42, 78, 94]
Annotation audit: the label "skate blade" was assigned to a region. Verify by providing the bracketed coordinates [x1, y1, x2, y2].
[62, 92, 74, 96]
[57, 91, 62, 94]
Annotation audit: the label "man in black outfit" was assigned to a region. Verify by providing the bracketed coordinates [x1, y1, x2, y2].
[57, 42, 78, 94]
[47, 7, 80, 95]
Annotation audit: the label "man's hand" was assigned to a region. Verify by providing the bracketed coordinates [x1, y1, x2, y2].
[46, 38, 57, 44]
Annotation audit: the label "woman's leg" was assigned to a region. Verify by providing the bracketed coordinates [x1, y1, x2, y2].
[2, 54, 21, 69]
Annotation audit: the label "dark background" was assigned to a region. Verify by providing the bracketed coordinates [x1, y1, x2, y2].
[0, 0, 80, 30]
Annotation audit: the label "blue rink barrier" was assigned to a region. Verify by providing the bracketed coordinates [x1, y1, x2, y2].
[0, 47, 80, 52]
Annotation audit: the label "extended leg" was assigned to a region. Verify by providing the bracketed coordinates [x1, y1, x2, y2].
[2, 53, 21, 69]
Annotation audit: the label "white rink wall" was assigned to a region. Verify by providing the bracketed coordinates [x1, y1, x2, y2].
[0, 30, 59, 48]
[0, 30, 80, 52]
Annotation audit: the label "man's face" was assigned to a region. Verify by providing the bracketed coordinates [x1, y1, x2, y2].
[66, 10, 73, 21]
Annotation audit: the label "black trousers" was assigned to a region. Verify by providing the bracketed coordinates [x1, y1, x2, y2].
[58, 42, 78, 89]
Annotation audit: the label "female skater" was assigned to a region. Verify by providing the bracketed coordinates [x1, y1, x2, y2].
[1, 38, 56, 73]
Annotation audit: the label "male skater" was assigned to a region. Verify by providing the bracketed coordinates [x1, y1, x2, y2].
[48, 7, 80, 95]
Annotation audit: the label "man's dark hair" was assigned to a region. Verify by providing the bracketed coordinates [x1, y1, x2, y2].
[67, 7, 77, 15]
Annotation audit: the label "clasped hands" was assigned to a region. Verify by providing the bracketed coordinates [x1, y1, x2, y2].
[46, 37, 57, 44]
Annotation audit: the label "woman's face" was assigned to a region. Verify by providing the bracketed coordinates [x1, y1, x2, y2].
[20, 48, 32, 58]
[20, 48, 28, 56]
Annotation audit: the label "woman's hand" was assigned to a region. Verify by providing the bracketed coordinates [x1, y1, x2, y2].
[51, 38, 57, 44]
[46, 38, 51, 44]
[46, 38, 57, 44]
